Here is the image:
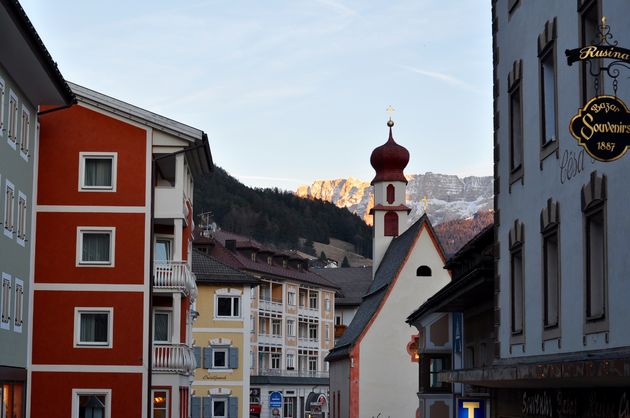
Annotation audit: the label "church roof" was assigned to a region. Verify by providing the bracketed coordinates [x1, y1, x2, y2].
[369, 120, 410, 185]
[326, 214, 445, 362]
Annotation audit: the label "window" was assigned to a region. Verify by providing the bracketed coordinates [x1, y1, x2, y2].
[416, 265, 432, 276]
[429, 357, 449, 390]
[250, 314, 255, 334]
[539, 32, 557, 146]
[308, 356, 317, 372]
[16, 192, 26, 246]
[335, 316, 342, 326]
[509, 220, 525, 340]
[541, 199, 560, 334]
[13, 278, 23, 333]
[75, 308, 113, 347]
[308, 324, 318, 341]
[580, 0, 601, 103]
[0, 78, 5, 136]
[325, 297, 331, 312]
[154, 238, 172, 262]
[288, 290, 296, 306]
[287, 353, 295, 369]
[582, 172, 607, 332]
[216, 296, 240, 318]
[325, 324, 330, 341]
[386, 184, 395, 204]
[73, 390, 111, 418]
[509, 61, 524, 175]
[153, 310, 171, 343]
[259, 317, 267, 335]
[79, 153, 117, 191]
[384, 211, 398, 236]
[213, 348, 228, 368]
[287, 319, 296, 337]
[272, 319, 282, 336]
[7, 91, 17, 147]
[212, 398, 227, 418]
[19, 107, 30, 159]
[77, 228, 115, 266]
[1, 273, 11, 330]
[250, 252, 256, 262]
[271, 353, 281, 369]
[267, 256, 273, 265]
[309, 292, 318, 310]
[152, 390, 168, 418]
[4, 180, 15, 238]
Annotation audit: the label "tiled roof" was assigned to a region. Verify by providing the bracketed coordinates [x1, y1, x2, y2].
[195, 230, 339, 290]
[326, 215, 444, 362]
[313, 267, 372, 306]
[192, 250, 260, 285]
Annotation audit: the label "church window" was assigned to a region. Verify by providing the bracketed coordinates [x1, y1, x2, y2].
[386, 184, 395, 204]
[416, 265, 432, 276]
[384, 211, 398, 236]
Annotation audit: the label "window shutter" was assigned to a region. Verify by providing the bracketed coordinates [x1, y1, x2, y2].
[191, 397, 202, 418]
[229, 347, 239, 369]
[193, 346, 201, 368]
[228, 396, 238, 418]
[203, 347, 213, 368]
[202, 396, 213, 418]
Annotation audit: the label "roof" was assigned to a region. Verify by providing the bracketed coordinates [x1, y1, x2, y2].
[196, 230, 339, 290]
[68, 81, 213, 175]
[0, 0, 74, 105]
[313, 267, 372, 306]
[191, 250, 260, 286]
[326, 214, 444, 362]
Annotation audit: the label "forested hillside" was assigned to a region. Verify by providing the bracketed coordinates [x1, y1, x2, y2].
[193, 167, 373, 257]
[434, 210, 494, 256]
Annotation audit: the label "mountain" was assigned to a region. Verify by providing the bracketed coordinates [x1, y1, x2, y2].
[296, 173, 493, 226]
[434, 210, 494, 256]
[193, 167, 373, 257]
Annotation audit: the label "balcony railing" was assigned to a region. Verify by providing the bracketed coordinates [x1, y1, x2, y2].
[258, 333, 283, 346]
[297, 337, 319, 349]
[256, 368, 329, 379]
[153, 343, 196, 375]
[154, 261, 197, 298]
[259, 297, 283, 312]
[298, 305, 319, 317]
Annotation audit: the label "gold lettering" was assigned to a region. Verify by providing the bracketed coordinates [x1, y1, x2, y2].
[581, 113, 594, 141]
[580, 46, 598, 60]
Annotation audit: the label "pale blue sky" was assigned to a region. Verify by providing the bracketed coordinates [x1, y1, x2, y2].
[22, 0, 493, 190]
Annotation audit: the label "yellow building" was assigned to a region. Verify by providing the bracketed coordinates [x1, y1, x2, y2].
[190, 250, 260, 418]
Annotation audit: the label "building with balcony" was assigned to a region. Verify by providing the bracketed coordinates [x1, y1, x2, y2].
[193, 230, 337, 418]
[312, 267, 372, 344]
[406, 226, 494, 418]
[0, 1, 74, 416]
[29, 82, 212, 418]
[326, 120, 451, 418]
[190, 249, 260, 418]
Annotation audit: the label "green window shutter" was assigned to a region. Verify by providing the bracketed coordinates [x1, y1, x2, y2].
[228, 396, 238, 418]
[203, 396, 213, 418]
[228, 347, 239, 369]
[193, 346, 201, 368]
[203, 347, 213, 368]
[191, 397, 201, 418]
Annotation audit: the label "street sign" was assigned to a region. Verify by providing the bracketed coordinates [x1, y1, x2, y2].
[269, 391, 283, 408]
[457, 399, 485, 418]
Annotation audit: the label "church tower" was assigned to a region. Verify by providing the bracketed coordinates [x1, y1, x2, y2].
[370, 118, 411, 273]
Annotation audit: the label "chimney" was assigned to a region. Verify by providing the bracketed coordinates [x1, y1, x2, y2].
[225, 240, 236, 251]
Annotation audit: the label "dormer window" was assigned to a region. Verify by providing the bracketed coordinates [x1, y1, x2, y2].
[251, 252, 256, 262]
[283, 259, 288, 268]
[267, 256, 273, 265]
[297, 263, 302, 272]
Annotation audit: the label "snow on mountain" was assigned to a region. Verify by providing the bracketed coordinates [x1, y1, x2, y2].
[295, 173, 493, 226]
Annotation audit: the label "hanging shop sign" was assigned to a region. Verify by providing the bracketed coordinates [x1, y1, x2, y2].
[569, 95, 630, 161]
[566, 45, 630, 66]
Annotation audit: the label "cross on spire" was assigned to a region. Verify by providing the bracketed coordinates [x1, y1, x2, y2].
[386, 105, 395, 120]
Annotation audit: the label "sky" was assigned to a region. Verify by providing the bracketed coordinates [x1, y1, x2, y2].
[21, 0, 493, 190]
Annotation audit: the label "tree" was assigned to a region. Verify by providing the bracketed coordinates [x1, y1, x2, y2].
[341, 256, 350, 267]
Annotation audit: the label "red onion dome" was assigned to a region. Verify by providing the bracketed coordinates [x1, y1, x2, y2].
[370, 119, 409, 185]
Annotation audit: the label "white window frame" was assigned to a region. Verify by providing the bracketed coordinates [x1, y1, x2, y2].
[79, 152, 118, 192]
[325, 297, 331, 312]
[287, 353, 295, 369]
[287, 319, 296, 337]
[151, 389, 169, 418]
[0, 77, 5, 136]
[271, 319, 282, 337]
[214, 294, 241, 319]
[153, 309, 172, 343]
[1, 273, 11, 330]
[4, 180, 15, 238]
[288, 290, 296, 306]
[212, 398, 228, 418]
[7, 90, 18, 148]
[74, 307, 114, 348]
[309, 292, 318, 310]
[325, 323, 330, 341]
[13, 278, 23, 333]
[76, 227, 116, 267]
[19, 106, 30, 160]
[16, 191, 27, 247]
[72, 389, 112, 418]
[212, 348, 229, 369]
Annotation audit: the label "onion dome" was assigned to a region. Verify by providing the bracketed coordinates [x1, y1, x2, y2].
[370, 119, 410, 185]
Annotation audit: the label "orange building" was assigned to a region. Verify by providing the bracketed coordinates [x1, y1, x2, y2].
[29, 82, 212, 418]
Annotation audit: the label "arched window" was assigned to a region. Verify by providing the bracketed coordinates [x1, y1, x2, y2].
[416, 265, 432, 276]
[387, 184, 395, 204]
[384, 211, 398, 236]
